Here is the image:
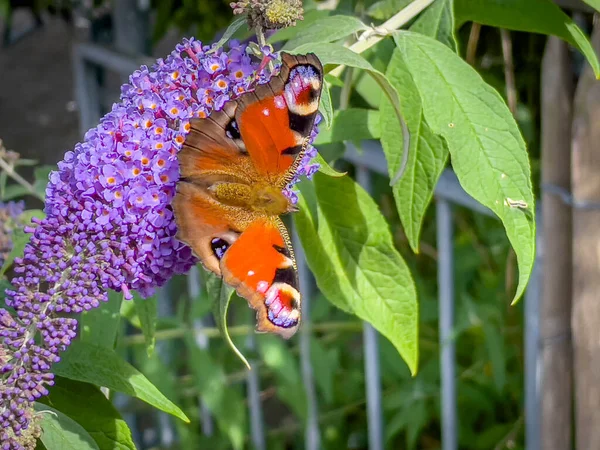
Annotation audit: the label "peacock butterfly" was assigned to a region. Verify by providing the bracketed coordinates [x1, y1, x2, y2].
[173, 53, 323, 339]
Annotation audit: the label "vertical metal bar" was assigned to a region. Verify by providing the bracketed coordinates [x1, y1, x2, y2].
[356, 167, 384, 450]
[187, 266, 215, 436]
[292, 229, 320, 450]
[436, 197, 457, 450]
[246, 334, 266, 450]
[525, 216, 543, 450]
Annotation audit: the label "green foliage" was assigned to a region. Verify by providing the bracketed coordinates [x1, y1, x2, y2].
[454, 0, 600, 78]
[35, 403, 100, 450]
[53, 341, 189, 423]
[393, 31, 535, 303]
[132, 292, 158, 356]
[80, 291, 123, 349]
[380, 46, 447, 252]
[295, 173, 418, 374]
[6, 0, 595, 446]
[40, 377, 136, 450]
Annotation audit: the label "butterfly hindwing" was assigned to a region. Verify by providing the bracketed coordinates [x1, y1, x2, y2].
[220, 217, 301, 339]
[173, 181, 253, 275]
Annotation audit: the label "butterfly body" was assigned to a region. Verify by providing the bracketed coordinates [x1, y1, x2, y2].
[173, 53, 323, 339]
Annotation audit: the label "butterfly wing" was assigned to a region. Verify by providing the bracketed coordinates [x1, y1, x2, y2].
[173, 181, 254, 275]
[220, 217, 300, 339]
[179, 100, 258, 188]
[235, 53, 323, 183]
[174, 52, 322, 338]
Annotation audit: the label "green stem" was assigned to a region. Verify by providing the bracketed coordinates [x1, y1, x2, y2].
[120, 321, 364, 346]
[0, 152, 44, 202]
[255, 25, 275, 72]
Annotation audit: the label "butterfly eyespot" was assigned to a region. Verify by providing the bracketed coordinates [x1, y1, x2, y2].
[225, 119, 241, 140]
[211, 238, 230, 260]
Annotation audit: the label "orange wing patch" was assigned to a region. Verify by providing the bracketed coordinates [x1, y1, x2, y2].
[220, 218, 301, 339]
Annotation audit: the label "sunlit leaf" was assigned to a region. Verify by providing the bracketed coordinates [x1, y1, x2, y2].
[318, 80, 333, 129]
[410, 0, 457, 51]
[35, 403, 99, 450]
[283, 15, 368, 51]
[380, 48, 447, 252]
[80, 291, 123, 349]
[290, 43, 410, 183]
[133, 292, 157, 356]
[295, 174, 418, 374]
[394, 31, 535, 303]
[53, 341, 189, 423]
[41, 377, 135, 450]
[454, 0, 600, 78]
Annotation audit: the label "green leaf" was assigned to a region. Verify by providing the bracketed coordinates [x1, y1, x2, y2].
[394, 31, 535, 303]
[484, 325, 506, 392]
[80, 291, 123, 349]
[204, 270, 250, 369]
[35, 403, 99, 450]
[268, 9, 331, 44]
[318, 81, 333, 129]
[18, 209, 45, 224]
[380, 48, 448, 252]
[366, 0, 412, 20]
[0, 227, 28, 277]
[53, 340, 189, 423]
[133, 292, 157, 356]
[290, 43, 410, 183]
[209, 15, 247, 52]
[582, 0, 600, 12]
[0, 278, 13, 306]
[314, 153, 346, 178]
[282, 15, 368, 51]
[33, 165, 55, 199]
[294, 173, 419, 374]
[409, 0, 457, 51]
[454, 0, 600, 79]
[314, 108, 381, 145]
[40, 377, 135, 450]
[309, 338, 337, 404]
[119, 298, 141, 329]
[184, 334, 247, 450]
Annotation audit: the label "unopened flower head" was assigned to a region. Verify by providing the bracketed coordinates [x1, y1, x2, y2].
[0, 38, 319, 449]
[231, 0, 304, 30]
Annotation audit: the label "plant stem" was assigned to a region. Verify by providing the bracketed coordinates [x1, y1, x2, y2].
[0, 153, 44, 202]
[329, 0, 435, 78]
[120, 320, 364, 346]
[255, 25, 275, 72]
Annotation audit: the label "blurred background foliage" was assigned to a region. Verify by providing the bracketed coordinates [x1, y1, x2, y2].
[1, 0, 589, 448]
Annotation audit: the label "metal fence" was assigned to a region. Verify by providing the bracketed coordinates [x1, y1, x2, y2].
[73, 41, 542, 450]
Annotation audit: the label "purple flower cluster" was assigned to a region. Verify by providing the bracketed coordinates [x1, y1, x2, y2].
[0, 38, 319, 449]
[0, 201, 25, 268]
